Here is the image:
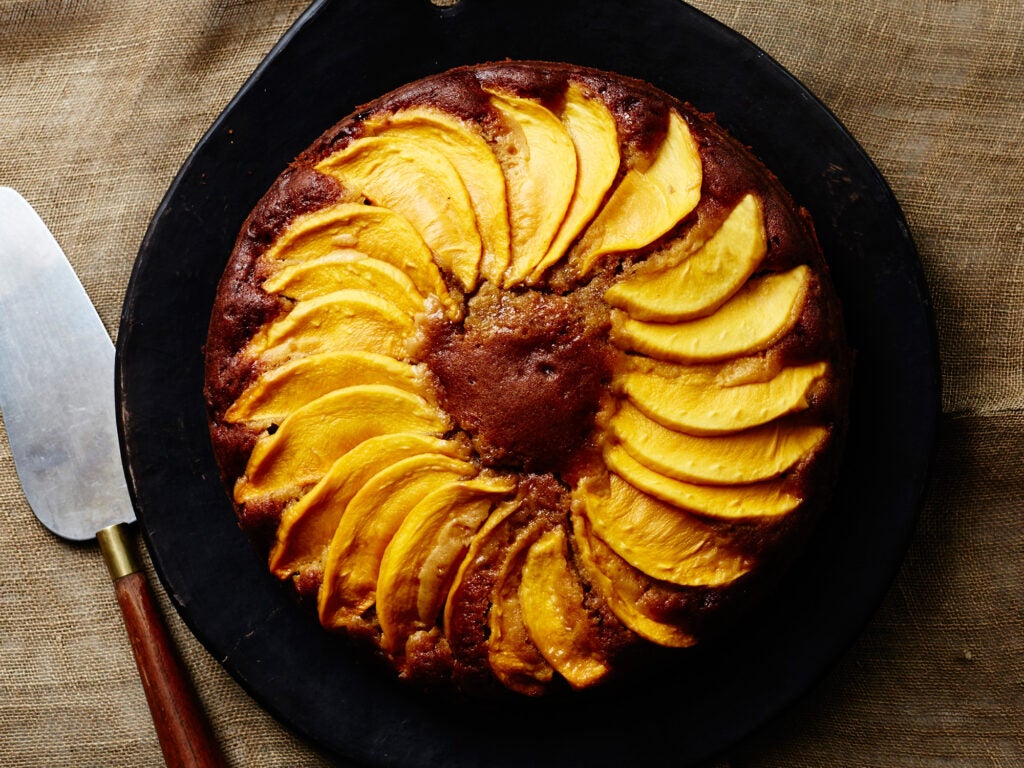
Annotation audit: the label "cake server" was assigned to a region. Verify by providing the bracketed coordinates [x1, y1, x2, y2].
[0, 187, 225, 768]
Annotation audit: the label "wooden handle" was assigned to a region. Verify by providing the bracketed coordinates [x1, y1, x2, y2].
[99, 525, 227, 768]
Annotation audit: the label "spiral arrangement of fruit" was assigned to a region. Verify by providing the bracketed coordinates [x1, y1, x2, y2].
[206, 63, 846, 696]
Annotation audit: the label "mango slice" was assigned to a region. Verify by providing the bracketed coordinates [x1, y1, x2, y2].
[609, 401, 827, 485]
[263, 251, 426, 315]
[441, 499, 555, 694]
[570, 508, 696, 648]
[571, 110, 702, 276]
[235, 384, 449, 503]
[518, 527, 610, 689]
[579, 473, 753, 585]
[486, 89, 578, 287]
[619, 360, 828, 435]
[443, 498, 519, 641]
[527, 84, 620, 283]
[318, 453, 478, 630]
[260, 202, 457, 318]
[603, 444, 802, 520]
[246, 288, 415, 364]
[316, 137, 482, 291]
[610, 265, 810, 362]
[268, 433, 470, 578]
[377, 474, 517, 653]
[364, 107, 512, 286]
[225, 351, 430, 427]
[604, 193, 767, 321]
[484, 508, 556, 694]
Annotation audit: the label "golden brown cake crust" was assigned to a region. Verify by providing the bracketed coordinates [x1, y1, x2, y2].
[421, 284, 616, 475]
[204, 61, 850, 696]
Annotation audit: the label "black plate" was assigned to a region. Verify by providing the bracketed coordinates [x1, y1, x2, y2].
[116, 1, 939, 765]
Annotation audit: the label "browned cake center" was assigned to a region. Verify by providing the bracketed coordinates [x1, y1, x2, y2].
[424, 285, 614, 475]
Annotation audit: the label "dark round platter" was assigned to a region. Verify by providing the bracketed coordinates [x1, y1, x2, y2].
[115, 1, 940, 766]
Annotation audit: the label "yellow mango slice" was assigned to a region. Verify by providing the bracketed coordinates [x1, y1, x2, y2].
[527, 84, 620, 283]
[377, 474, 517, 653]
[579, 473, 753, 585]
[268, 433, 470, 578]
[610, 265, 811, 362]
[603, 444, 802, 520]
[246, 288, 415, 364]
[225, 351, 430, 427]
[571, 110, 702, 276]
[486, 89, 578, 287]
[619, 360, 828, 435]
[487, 519, 556, 694]
[316, 136, 482, 291]
[609, 401, 827, 485]
[604, 193, 767, 321]
[443, 498, 554, 694]
[235, 384, 449, 503]
[318, 453, 477, 630]
[260, 202, 457, 318]
[365, 107, 512, 286]
[519, 527, 610, 689]
[443, 498, 519, 641]
[570, 507, 696, 648]
[263, 251, 426, 315]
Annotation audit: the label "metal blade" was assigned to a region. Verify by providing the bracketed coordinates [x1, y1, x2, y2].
[0, 188, 135, 540]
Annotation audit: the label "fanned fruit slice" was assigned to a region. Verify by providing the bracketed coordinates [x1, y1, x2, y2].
[268, 433, 470, 578]
[604, 193, 767, 321]
[618, 358, 828, 435]
[263, 251, 426, 315]
[362, 107, 512, 286]
[485, 513, 556, 694]
[578, 473, 753, 585]
[611, 265, 811, 362]
[604, 444, 802, 520]
[609, 401, 827, 485]
[316, 136, 482, 291]
[570, 110, 702, 276]
[571, 507, 696, 648]
[527, 83, 620, 283]
[318, 453, 478, 631]
[485, 88, 578, 287]
[442, 499, 557, 695]
[377, 473, 517, 654]
[245, 288, 415, 364]
[259, 202, 458, 318]
[235, 384, 449, 504]
[225, 351, 431, 427]
[519, 527, 611, 689]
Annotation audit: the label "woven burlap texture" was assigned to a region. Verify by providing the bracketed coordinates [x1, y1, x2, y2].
[1, 1, 1020, 766]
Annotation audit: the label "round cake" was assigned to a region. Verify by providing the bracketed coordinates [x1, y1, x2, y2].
[204, 61, 849, 696]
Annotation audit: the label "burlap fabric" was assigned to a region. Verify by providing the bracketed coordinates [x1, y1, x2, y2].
[1, 1, 1020, 765]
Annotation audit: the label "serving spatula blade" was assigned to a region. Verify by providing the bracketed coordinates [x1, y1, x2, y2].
[0, 187, 225, 768]
[0, 187, 134, 541]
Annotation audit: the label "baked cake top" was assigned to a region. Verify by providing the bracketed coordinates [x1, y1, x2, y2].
[204, 61, 848, 696]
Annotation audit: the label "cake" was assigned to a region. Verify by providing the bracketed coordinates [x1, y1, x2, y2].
[204, 61, 849, 696]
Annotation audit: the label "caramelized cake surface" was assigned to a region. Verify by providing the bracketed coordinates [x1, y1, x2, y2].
[205, 61, 848, 696]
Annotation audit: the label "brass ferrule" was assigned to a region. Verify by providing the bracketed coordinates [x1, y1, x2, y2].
[96, 523, 141, 581]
